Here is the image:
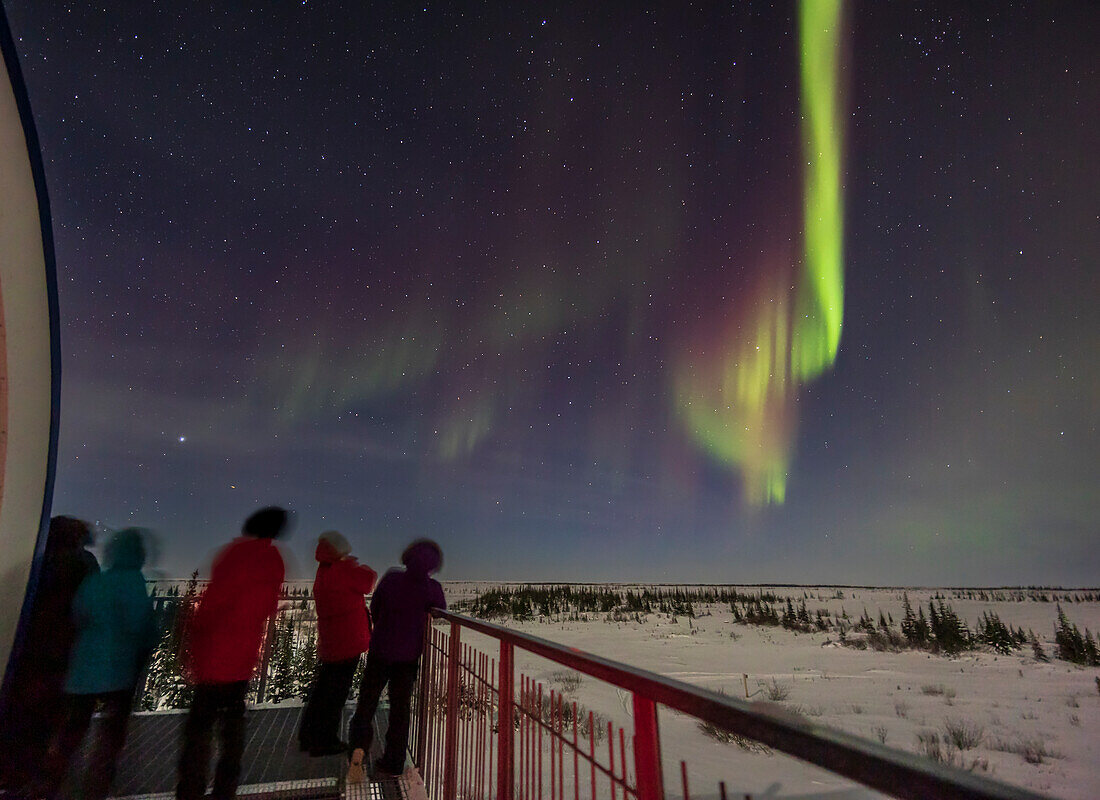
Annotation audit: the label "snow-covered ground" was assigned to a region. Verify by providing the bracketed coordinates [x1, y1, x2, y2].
[440, 584, 1100, 800]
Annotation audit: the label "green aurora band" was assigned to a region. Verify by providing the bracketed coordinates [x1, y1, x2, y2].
[794, 0, 845, 380]
[674, 0, 845, 505]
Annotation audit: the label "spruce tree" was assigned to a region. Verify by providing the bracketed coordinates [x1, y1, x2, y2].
[1055, 604, 1088, 664]
[161, 570, 201, 708]
[1085, 629, 1100, 667]
[1029, 631, 1049, 662]
[798, 599, 811, 626]
[913, 606, 929, 647]
[267, 614, 296, 703]
[295, 627, 318, 700]
[901, 594, 917, 645]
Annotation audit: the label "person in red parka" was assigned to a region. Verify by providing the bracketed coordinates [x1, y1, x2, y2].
[298, 530, 377, 756]
[176, 507, 290, 800]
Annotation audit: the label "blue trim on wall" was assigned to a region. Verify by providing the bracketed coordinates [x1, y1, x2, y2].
[0, 0, 64, 705]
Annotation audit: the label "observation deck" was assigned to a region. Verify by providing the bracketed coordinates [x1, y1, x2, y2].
[74, 608, 1053, 800]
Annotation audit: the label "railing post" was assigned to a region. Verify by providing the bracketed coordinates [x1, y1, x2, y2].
[414, 615, 433, 770]
[255, 613, 278, 703]
[632, 694, 664, 800]
[441, 620, 461, 800]
[497, 641, 515, 800]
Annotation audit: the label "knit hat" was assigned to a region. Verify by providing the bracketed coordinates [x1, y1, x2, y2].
[318, 530, 352, 558]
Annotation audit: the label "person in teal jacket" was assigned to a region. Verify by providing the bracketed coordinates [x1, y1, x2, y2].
[45, 528, 157, 800]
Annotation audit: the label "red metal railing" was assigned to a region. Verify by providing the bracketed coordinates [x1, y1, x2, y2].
[412, 610, 1053, 800]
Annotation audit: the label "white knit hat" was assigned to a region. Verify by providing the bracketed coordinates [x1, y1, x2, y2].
[318, 530, 351, 558]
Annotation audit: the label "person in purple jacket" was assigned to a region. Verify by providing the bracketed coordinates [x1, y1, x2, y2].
[346, 539, 445, 780]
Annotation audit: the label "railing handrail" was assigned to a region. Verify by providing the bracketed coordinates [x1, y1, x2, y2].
[431, 608, 1054, 800]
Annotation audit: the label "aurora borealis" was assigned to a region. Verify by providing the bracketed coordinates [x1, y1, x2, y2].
[673, 0, 848, 505]
[5, 2, 1098, 584]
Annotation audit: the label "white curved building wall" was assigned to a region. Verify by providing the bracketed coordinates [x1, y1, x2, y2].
[0, 40, 55, 677]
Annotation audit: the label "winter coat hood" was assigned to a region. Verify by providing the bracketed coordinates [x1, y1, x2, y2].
[401, 539, 442, 576]
[46, 515, 93, 554]
[315, 531, 351, 563]
[105, 528, 147, 571]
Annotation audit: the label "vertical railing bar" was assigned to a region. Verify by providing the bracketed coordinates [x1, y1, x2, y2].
[517, 673, 521, 800]
[484, 653, 492, 800]
[521, 675, 528, 800]
[473, 652, 480, 798]
[465, 645, 472, 799]
[618, 728, 627, 795]
[415, 618, 433, 769]
[489, 657, 497, 800]
[588, 711, 596, 800]
[718, 781, 727, 800]
[442, 620, 462, 800]
[424, 629, 436, 795]
[475, 652, 484, 800]
[428, 629, 436, 793]
[478, 652, 485, 800]
[456, 642, 463, 799]
[607, 721, 616, 800]
[437, 631, 447, 796]
[460, 643, 468, 800]
[680, 762, 690, 800]
[549, 689, 556, 800]
[483, 654, 490, 800]
[529, 677, 535, 800]
[431, 633, 444, 796]
[537, 683, 544, 800]
[572, 702, 579, 800]
[530, 677, 534, 800]
[557, 693, 564, 800]
[436, 635, 443, 794]
[528, 677, 534, 800]
[631, 694, 663, 800]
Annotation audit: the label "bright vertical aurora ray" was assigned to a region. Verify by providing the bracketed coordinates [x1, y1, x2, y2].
[794, 0, 846, 379]
[673, 0, 846, 505]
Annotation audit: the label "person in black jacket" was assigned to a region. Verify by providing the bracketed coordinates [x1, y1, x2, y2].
[0, 516, 99, 796]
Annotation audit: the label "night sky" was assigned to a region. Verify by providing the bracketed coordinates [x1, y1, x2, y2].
[5, 3, 1097, 584]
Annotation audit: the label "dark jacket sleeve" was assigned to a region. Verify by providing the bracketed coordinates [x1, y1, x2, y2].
[369, 572, 392, 617]
[430, 579, 446, 611]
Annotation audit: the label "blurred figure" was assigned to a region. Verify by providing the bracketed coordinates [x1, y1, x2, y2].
[0, 516, 98, 795]
[44, 528, 156, 800]
[347, 539, 445, 781]
[176, 507, 290, 800]
[297, 531, 377, 756]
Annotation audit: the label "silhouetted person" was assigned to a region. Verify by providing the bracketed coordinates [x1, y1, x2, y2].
[177, 507, 289, 800]
[298, 531, 377, 756]
[44, 528, 156, 800]
[0, 516, 99, 795]
[347, 539, 445, 781]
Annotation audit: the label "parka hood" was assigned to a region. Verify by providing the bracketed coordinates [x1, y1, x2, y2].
[46, 515, 93, 554]
[401, 539, 442, 576]
[105, 528, 147, 570]
[316, 536, 350, 564]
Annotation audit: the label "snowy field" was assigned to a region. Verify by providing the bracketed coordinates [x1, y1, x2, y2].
[440, 584, 1100, 800]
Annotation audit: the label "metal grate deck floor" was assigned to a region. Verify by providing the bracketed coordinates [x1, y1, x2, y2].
[58, 703, 410, 799]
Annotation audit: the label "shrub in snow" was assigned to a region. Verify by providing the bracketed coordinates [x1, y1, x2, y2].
[943, 719, 984, 750]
